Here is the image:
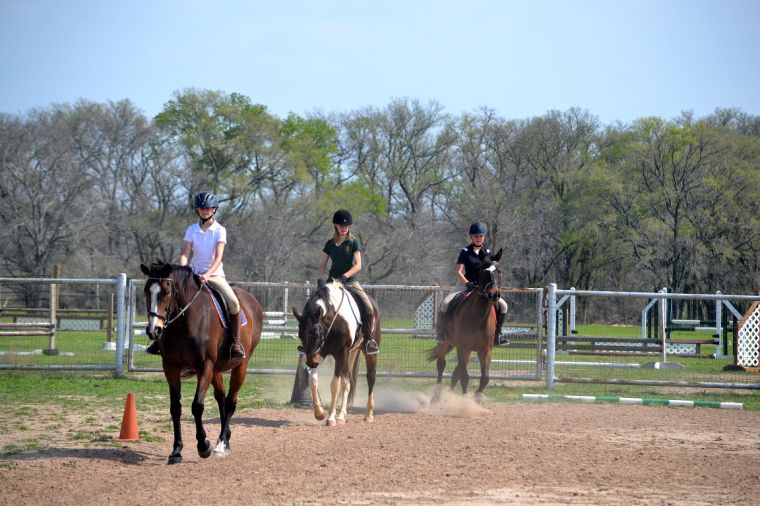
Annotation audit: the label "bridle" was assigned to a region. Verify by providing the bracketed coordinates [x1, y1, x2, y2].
[146, 276, 204, 329]
[476, 263, 502, 304]
[302, 287, 346, 358]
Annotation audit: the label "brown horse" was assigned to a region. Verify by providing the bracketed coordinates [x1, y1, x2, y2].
[427, 249, 504, 401]
[140, 261, 263, 464]
[292, 279, 380, 425]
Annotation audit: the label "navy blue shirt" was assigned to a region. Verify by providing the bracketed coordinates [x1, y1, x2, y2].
[456, 245, 493, 283]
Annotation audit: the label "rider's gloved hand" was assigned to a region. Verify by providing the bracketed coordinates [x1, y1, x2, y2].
[465, 281, 478, 291]
[338, 274, 348, 283]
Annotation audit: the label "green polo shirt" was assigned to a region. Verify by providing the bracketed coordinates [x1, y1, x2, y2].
[323, 237, 361, 282]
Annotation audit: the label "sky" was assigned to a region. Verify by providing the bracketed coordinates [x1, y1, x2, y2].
[1, 0, 759, 125]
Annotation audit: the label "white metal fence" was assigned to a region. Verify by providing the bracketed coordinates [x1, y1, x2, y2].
[3, 275, 760, 390]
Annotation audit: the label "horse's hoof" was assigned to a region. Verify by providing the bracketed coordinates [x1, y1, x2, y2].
[336, 418, 346, 425]
[213, 441, 229, 458]
[213, 448, 230, 458]
[198, 440, 212, 459]
[363, 415, 374, 423]
[326, 419, 337, 427]
[314, 412, 326, 421]
[167, 455, 182, 465]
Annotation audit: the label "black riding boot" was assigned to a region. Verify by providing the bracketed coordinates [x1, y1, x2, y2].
[229, 312, 246, 359]
[435, 310, 447, 342]
[364, 317, 379, 355]
[494, 310, 507, 345]
[145, 339, 161, 355]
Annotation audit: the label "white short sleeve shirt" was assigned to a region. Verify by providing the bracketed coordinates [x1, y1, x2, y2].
[183, 221, 227, 277]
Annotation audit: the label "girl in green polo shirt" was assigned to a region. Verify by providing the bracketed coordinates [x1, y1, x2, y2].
[317, 210, 379, 355]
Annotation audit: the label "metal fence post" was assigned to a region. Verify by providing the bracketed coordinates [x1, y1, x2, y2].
[546, 283, 557, 389]
[114, 273, 127, 377]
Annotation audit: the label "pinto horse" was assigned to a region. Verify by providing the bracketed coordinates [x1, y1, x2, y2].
[292, 279, 380, 426]
[140, 261, 263, 464]
[427, 249, 504, 400]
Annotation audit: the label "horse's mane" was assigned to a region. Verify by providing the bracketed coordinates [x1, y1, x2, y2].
[147, 261, 198, 297]
[303, 282, 332, 323]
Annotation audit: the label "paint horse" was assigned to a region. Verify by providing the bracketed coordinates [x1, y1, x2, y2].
[140, 261, 263, 464]
[427, 249, 504, 401]
[292, 279, 380, 425]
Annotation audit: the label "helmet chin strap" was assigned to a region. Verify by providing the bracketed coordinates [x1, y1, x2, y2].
[197, 210, 216, 224]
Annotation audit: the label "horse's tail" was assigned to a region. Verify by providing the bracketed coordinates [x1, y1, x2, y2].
[347, 349, 361, 408]
[425, 344, 452, 362]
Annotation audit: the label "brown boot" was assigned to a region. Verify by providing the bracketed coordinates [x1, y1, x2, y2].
[145, 339, 161, 355]
[363, 317, 379, 355]
[494, 310, 507, 346]
[229, 312, 245, 359]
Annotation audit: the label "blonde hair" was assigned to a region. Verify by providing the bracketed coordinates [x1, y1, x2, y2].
[331, 226, 354, 244]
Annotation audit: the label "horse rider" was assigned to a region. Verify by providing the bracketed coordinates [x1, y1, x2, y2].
[146, 191, 246, 359]
[318, 209, 380, 355]
[436, 220, 508, 345]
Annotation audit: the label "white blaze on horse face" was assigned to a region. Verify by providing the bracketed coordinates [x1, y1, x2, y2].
[486, 264, 497, 273]
[148, 283, 161, 332]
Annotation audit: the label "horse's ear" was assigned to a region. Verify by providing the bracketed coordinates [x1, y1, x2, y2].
[292, 307, 302, 321]
[317, 278, 325, 288]
[492, 248, 503, 262]
[140, 264, 150, 276]
[158, 262, 172, 278]
[478, 249, 486, 261]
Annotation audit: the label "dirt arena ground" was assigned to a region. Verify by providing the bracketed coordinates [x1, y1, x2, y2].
[2, 388, 760, 505]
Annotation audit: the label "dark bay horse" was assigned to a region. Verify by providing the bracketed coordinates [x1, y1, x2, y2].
[292, 279, 380, 425]
[140, 261, 263, 464]
[427, 249, 504, 400]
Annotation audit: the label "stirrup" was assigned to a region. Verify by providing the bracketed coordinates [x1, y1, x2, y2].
[145, 340, 161, 355]
[365, 339, 379, 355]
[495, 333, 510, 346]
[230, 343, 246, 359]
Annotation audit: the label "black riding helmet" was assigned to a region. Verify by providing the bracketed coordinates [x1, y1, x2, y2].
[194, 191, 219, 209]
[333, 209, 353, 226]
[469, 221, 487, 235]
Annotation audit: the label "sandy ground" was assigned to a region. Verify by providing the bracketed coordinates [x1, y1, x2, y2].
[2, 388, 760, 505]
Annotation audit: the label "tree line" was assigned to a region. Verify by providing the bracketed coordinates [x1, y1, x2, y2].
[2, 89, 760, 298]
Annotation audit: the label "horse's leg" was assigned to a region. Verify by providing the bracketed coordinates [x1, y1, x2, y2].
[431, 341, 448, 403]
[218, 363, 247, 455]
[336, 372, 351, 424]
[326, 372, 341, 427]
[307, 367, 326, 420]
[452, 349, 471, 395]
[364, 353, 377, 422]
[191, 363, 214, 458]
[475, 347, 492, 402]
[211, 371, 231, 457]
[165, 369, 184, 465]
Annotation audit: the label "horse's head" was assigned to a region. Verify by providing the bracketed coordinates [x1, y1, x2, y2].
[291, 282, 333, 368]
[140, 260, 177, 340]
[477, 248, 503, 303]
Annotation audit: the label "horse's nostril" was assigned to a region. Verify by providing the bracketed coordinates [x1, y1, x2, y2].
[155, 327, 163, 338]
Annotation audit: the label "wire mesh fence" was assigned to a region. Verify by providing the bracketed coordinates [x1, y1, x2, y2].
[4, 275, 760, 391]
[127, 279, 544, 380]
[545, 285, 760, 391]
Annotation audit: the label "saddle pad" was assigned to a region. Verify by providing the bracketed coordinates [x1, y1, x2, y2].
[342, 287, 362, 325]
[204, 284, 248, 329]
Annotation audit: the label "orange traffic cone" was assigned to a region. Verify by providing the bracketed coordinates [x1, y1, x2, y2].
[117, 392, 139, 441]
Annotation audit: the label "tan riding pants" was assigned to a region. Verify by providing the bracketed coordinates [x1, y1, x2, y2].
[441, 290, 508, 315]
[206, 276, 241, 315]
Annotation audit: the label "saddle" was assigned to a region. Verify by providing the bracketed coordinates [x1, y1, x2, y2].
[447, 289, 474, 317]
[339, 284, 368, 341]
[203, 284, 247, 331]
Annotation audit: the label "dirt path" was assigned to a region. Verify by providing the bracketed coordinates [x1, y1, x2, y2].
[2, 391, 759, 505]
